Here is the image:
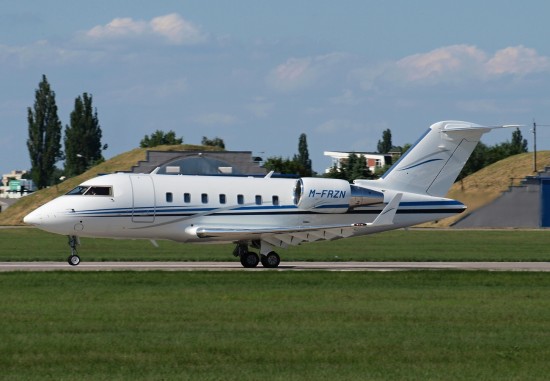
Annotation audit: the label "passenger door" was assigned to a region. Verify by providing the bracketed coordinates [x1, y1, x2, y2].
[130, 175, 156, 223]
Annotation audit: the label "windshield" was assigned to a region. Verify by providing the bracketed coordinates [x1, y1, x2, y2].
[66, 185, 112, 196]
[66, 186, 89, 195]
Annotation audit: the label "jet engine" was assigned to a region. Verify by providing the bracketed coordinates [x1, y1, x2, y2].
[293, 178, 384, 213]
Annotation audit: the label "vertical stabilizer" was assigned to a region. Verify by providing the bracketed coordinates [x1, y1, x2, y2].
[357, 121, 497, 197]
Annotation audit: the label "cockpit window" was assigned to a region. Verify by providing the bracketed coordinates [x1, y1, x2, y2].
[66, 186, 89, 195]
[84, 186, 113, 196]
[66, 185, 113, 196]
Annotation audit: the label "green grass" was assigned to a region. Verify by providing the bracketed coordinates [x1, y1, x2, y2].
[0, 228, 549, 262]
[0, 271, 549, 380]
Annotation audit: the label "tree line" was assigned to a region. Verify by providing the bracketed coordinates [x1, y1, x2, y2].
[25, 74, 529, 189]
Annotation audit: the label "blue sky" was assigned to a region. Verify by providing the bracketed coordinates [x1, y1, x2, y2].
[2, 0, 550, 177]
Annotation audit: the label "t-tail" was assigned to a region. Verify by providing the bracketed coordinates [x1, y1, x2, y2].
[356, 121, 519, 197]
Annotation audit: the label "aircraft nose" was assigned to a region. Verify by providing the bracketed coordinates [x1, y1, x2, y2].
[23, 210, 41, 226]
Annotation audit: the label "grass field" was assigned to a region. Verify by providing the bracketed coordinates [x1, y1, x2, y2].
[1, 271, 549, 380]
[0, 228, 549, 263]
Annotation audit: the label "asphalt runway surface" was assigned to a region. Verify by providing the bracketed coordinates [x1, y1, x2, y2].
[1, 261, 550, 272]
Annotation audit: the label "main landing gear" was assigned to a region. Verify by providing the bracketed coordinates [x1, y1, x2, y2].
[67, 235, 81, 266]
[233, 243, 281, 269]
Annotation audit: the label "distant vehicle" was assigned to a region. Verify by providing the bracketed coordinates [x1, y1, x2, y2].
[24, 121, 517, 267]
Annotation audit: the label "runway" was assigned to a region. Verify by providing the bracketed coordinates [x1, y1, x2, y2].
[1, 261, 550, 272]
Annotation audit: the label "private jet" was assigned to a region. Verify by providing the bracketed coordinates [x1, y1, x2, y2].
[23, 121, 515, 268]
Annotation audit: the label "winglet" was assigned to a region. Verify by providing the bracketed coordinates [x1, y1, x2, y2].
[369, 193, 402, 227]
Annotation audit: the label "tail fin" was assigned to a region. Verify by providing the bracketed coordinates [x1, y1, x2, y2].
[357, 121, 516, 197]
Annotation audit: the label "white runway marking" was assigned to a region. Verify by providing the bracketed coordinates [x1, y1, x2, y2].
[1, 262, 550, 272]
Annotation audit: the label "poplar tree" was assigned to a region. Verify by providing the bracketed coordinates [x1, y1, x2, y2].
[294, 133, 313, 176]
[377, 129, 393, 154]
[64, 93, 104, 177]
[510, 128, 528, 155]
[27, 75, 63, 188]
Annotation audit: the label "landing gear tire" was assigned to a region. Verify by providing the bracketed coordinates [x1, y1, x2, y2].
[67, 235, 81, 266]
[240, 252, 260, 268]
[68, 255, 80, 266]
[261, 252, 280, 268]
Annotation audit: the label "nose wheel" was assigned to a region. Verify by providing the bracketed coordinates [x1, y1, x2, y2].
[67, 235, 81, 266]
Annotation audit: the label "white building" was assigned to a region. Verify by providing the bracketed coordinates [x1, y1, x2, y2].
[324, 151, 393, 174]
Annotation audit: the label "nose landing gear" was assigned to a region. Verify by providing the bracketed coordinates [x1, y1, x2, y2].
[67, 235, 81, 266]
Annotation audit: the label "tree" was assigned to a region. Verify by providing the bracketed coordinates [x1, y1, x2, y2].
[64, 93, 105, 177]
[294, 133, 313, 177]
[509, 128, 528, 155]
[324, 153, 372, 182]
[457, 142, 488, 181]
[140, 130, 183, 148]
[201, 136, 225, 149]
[377, 129, 393, 154]
[263, 156, 303, 175]
[27, 75, 63, 189]
[263, 133, 314, 177]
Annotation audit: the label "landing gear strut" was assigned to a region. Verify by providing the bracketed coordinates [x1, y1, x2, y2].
[67, 235, 81, 266]
[233, 243, 280, 268]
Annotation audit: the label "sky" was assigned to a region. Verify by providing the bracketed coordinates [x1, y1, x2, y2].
[2, 0, 550, 177]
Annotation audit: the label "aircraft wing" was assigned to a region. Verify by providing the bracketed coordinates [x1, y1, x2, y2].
[186, 193, 402, 248]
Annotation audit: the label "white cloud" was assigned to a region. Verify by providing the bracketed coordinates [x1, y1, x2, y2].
[486, 45, 550, 76]
[86, 17, 147, 40]
[266, 53, 347, 92]
[84, 13, 207, 45]
[394, 44, 487, 84]
[355, 45, 550, 91]
[150, 14, 206, 45]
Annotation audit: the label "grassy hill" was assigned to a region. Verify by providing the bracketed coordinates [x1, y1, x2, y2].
[0, 144, 221, 226]
[2, 148, 549, 227]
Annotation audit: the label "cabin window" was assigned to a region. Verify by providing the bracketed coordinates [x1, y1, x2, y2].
[219, 194, 226, 204]
[237, 194, 244, 205]
[202, 193, 208, 204]
[272, 195, 279, 206]
[84, 186, 112, 196]
[255, 195, 262, 205]
[184, 193, 191, 203]
[166, 192, 173, 203]
[66, 186, 89, 195]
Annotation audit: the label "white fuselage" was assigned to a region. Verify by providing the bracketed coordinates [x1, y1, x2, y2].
[24, 172, 465, 243]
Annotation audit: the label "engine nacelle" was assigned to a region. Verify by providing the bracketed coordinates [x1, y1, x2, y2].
[294, 178, 350, 213]
[293, 178, 385, 213]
